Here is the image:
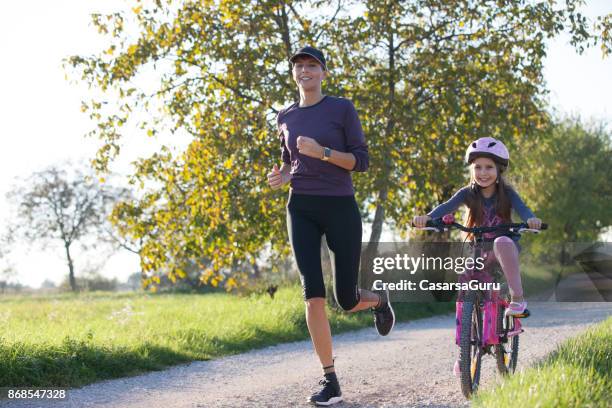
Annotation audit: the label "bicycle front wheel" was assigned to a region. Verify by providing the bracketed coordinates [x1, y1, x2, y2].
[459, 290, 483, 398]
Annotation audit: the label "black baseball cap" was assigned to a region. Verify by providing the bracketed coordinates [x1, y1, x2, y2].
[289, 46, 327, 71]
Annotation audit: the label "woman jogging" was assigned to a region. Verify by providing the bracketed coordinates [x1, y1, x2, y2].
[267, 46, 395, 406]
[412, 137, 542, 375]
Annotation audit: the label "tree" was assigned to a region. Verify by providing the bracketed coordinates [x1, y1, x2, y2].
[326, 0, 566, 270]
[513, 117, 612, 262]
[40, 279, 57, 289]
[7, 165, 119, 292]
[0, 228, 16, 293]
[106, 194, 150, 287]
[65, 0, 611, 288]
[0, 266, 16, 294]
[126, 271, 144, 291]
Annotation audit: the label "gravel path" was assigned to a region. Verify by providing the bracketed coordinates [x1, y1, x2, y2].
[2, 302, 611, 408]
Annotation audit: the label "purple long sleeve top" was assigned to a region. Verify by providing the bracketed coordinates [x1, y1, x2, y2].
[428, 186, 535, 221]
[277, 96, 369, 196]
[428, 186, 535, 243]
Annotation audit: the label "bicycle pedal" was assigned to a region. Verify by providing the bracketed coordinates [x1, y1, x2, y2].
[515, 309, 530, 319]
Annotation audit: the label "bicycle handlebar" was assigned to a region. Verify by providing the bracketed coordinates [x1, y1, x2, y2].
[412, 218, 548, 234]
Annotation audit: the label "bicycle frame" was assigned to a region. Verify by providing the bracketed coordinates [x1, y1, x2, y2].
[455, 290, 523, 348]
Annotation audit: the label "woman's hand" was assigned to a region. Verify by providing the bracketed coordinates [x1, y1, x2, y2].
[296, 136, 324, 159]
[527, 217, 542, 229]
[267, 164, 289, 190]
[412, 215, 431, 228]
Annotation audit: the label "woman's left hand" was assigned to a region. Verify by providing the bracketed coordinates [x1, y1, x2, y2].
[296, 136, 324, 159]
[527, 217, 542, 229]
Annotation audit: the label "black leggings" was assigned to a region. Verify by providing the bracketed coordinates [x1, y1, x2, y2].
[287, 192, 362, 310]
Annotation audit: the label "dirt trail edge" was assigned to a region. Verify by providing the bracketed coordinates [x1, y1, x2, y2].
[2, 302, 611, 408]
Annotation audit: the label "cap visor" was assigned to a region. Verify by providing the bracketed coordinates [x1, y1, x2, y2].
[289, 53, 326, 69]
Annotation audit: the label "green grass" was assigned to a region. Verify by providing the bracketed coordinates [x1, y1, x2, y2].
[0, 285, 452, 388]
[473, 317, 612, 408]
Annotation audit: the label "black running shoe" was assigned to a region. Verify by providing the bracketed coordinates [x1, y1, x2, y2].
[308, 372, 343, 406]
[373, 289, 395, 336]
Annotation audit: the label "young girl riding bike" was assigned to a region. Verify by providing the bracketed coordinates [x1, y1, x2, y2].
[412, 137, 542, 374]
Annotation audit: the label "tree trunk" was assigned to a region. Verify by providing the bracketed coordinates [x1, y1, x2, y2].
[65, 243, 77, 292]
[361, 24, 396, 276]
[252, 261, 261, 279]
[361, 185, 388, 276]
[561, 223, 576, 266]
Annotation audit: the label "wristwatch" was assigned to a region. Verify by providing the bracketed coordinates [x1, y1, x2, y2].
[321, 147, 332, 161]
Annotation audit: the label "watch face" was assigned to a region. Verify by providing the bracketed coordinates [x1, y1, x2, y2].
[324, 147, 331, 158]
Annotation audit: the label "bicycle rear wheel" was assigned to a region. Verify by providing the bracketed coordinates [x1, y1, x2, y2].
[459, 290, 483, 398]
[495, 310, 519, 374]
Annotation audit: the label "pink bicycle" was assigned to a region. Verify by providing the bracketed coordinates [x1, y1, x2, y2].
[416, 215, 547, 398]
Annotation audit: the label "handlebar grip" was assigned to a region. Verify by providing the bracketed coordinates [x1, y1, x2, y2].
[411, 219, 441, 229]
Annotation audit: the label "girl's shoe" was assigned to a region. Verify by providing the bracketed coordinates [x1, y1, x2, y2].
[453, 359, 461, 377]
[504, 301, 527, 317]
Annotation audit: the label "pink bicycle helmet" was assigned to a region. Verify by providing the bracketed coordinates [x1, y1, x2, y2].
[465, 137, 509, 168]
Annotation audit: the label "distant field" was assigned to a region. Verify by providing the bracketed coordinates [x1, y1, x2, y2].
[0, 286, 452, 388]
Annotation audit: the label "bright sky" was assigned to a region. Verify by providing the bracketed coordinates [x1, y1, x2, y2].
[0, 1, 611, 288]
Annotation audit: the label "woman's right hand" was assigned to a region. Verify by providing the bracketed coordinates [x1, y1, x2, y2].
[412, 215, 431, 228]
[267, 164, 288, 190]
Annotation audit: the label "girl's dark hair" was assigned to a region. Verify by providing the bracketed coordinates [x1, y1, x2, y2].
[463, 163, 513, 239]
